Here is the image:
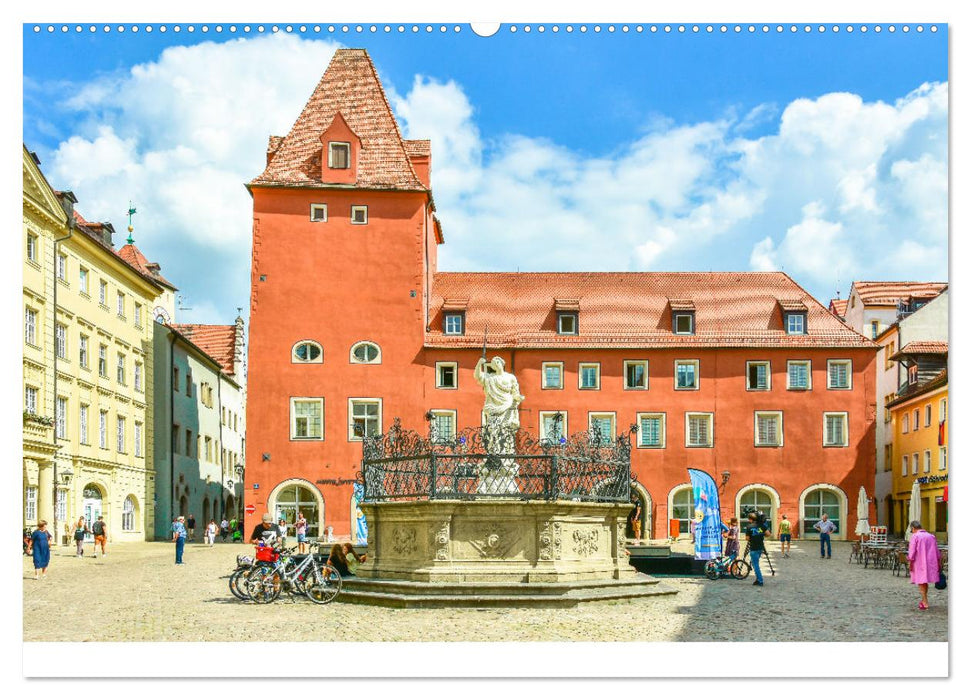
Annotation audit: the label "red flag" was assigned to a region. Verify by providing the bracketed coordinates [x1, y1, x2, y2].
[939, 420, 946, 446]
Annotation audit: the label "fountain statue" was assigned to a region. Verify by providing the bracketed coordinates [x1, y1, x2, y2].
[474, 356, 525, 494]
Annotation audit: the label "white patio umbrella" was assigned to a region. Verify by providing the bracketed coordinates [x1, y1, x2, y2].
[905, 479, 921, 541]
[855, 486, 871, 538]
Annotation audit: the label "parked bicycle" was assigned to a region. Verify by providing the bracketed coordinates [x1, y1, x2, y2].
[245, 541, 342, 605]
[704, 554, 751, 581]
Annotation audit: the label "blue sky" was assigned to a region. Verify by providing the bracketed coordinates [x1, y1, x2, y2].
[23, 24, 948, 324]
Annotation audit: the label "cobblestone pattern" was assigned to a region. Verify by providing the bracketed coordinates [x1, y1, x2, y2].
[23, 539, 947, 642]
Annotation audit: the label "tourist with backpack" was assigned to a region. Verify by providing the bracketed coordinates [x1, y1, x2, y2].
[73, 517, 90, 558]
[91, 515, 108, 558]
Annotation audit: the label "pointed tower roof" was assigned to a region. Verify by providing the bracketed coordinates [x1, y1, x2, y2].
[251, 48, 426, 191]
[117, 243, 178, 291]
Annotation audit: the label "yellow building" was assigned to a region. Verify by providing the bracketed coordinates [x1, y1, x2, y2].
[888, 344, 948, 540]
[23, 146, 168, 545]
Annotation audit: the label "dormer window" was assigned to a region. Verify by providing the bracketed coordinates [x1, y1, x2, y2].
[328, 142, 350, 169]
[557, 312, 578, 335]
[444, 312, 465, 336]
[786, 312, 807, 335]
[673, 312, 695, 335]
[908, 364, 919, 385]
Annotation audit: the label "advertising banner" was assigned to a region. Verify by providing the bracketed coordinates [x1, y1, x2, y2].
[688, 468, 723, 560]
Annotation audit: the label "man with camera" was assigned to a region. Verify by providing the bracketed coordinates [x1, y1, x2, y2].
[744, 510, 770, 586]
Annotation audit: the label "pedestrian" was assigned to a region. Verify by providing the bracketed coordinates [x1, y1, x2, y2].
[342, 542, 367, 575]
[745, 512, 767, 586]
[73, 516, 89, 558]
[250, 513, 282, 544]
[778, 514, 792, 558]
[630, 503, 642, 541]
[724, 517, 740, 560]
[172, 515, 187, 565]
[91, 515, 108, 558]
[813, 513, 837, 558]
[186, 514, 196, 541]
[278, 518, 288, 547]
[27, 520, 53, 579]
[295, 512, 308, 554]
[327, 543, 353, 577]
[907, 520, 942, 611]
[206, 519, 218, 546]
[220, 517, 229, 543]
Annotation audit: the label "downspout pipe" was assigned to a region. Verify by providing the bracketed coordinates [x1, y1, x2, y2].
[169, 330, 177, 527]
[216, 369, 224, 520]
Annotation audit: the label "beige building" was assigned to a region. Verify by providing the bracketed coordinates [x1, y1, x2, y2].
[23, 146, 167, 545]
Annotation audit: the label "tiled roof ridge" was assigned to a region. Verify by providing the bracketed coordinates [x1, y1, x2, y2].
[168, 323, 239, 375]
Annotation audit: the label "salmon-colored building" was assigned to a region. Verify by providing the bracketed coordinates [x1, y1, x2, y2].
[245, 49, 878, 541]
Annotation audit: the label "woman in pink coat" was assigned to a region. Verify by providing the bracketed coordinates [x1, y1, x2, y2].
[907, 520, 941, 610]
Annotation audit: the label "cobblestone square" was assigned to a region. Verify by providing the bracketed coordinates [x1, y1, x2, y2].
[23, 538, 948, 643]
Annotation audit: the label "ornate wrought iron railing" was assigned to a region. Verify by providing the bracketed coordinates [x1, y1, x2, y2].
[360, 418, 633, 503]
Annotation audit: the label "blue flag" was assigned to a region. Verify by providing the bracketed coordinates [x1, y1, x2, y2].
[687, 468, 723, 560]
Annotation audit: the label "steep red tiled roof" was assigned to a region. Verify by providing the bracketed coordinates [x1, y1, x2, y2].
[68, 211, 166, 294]
[426, 272, 876, 349]
[891, 341, 949, 359]
[851, 281, 947, 306]
[251, 49, 426, 191]
[403, 139, 431, 158]
[169, 324, 238, 375]
[829, 298, 848, 317]
[117, 243, 178, 290]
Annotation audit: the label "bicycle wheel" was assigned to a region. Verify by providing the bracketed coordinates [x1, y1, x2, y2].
[246, 564, 282, 604]
[305, 565, 342, 605]
[730, 559, 751, 579]
[704, 561, 720, 581]
[229, 566, 251, 601]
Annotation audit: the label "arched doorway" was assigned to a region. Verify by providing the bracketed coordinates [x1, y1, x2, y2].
[668, 484, 693, 539]
[225, 495, 236, 521]
[800, 485, 847, 539]
[202, 497, 211, 528]
[628, 482, 652, 540]
[269, 480, 324, 539]
[885, 495, 894, 534]
[82, 484, 104, 542]
[736, 484, 780, 528]
[179, 494, 187, 519]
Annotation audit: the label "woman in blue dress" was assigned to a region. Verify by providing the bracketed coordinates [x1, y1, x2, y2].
[27, 520, 52, 579]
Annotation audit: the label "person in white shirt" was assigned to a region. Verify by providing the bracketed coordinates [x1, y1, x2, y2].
[814, 513, 837, 558]
[206, 519, 218, 546]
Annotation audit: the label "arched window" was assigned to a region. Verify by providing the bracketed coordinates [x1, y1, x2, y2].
[122, 496, 136, 531]
[272, 481, 323, 539]
[740, 488, 775, 525]
[292, 340, 323, 364]
[803, 488, 842, 538]
[350, 341, 381, 364]
[670, 486, 693, 538]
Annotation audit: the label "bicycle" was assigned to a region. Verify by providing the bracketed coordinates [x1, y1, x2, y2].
[704, 554, 751, 580]
[228, 553, 256, 601]
[246, 541, 342, 605]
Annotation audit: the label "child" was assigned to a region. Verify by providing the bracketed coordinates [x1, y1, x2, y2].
[724, 517, 740, 560]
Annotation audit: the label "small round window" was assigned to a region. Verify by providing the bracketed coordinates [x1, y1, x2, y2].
[292, 341, 323, 363]
[351, 341, 381, 364]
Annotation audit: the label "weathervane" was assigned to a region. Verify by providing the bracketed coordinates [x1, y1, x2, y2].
[126, 202, 137, 244]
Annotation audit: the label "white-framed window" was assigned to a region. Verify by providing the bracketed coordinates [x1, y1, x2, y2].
[290, 398, 324, 440]
[579, 362, 600, 390]
[911, 452, 919, 475]
[786, 312, 807, 335]
[685, 412, 713, 447]
[940, 397, 947, 422]
[542, 362, 564, 389]
[99, 279, 108, 306]
[24, 307, 37, 346]
[292, 340, 323, 363]
[870, 320, 880, 339]
[539, 411, 568, 443]
[116, 416, 126, 453]
[588, 412, 616, 442]
[940, 446, 947, 471]
[908, 364, 919, 385]
[923, 450, 931, 473]
[204, 436, 213, 462]
[26, 233, 38, 263]
[826, 359, 852, 389]
[902, 413, 909, 433]
[134, 303, 143, 328]
[746, 361, 771, 391]
[79, 335, 89, 368]
[55, 488, 67, 522]
[55, 323, 67, 359]
[117, 291, 126, 318]
[79, 404, 89, 445]
[755, 411, 783, 447]
[328, 142, 351, 169]
[56, 396, 67, 439]
[624, 360, 648, 390]
[25, 386, 38, 414]
[185, 429, 193, 457]
[99, 410, 108, 449]
[350, 341, 381, 364]
[557, 312, 578, 335]
[901, 455, 909, 477]
[350, 205, 368, 225]
[924, 404, 932, 428]
[310, 203, 328, 222]
[786, 360, 811, 390]
[186, 370, 193, 397]
[443, 312, 464, 336]
[117, 353, 126, 385]
[79, 267, 88, 294]
[349, 398, 382, 441]
[673, 312, 695, 335]
[134, 361, 143, 391]
[436, 361, 458, 389]
[25, 486, 37, 523]
[57, 253, 67, 280]
[670, 486, 694, 539]
[122, 496, 136, 531]
[823, 412, 848, 447]
[637, 412, 666, 449]
[134, 421, 143, 457]
[912, 408, 920, 431]
[429, 409, 457, 443]
[675, 360, 699, 390]
[98, 345, 108, 377]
